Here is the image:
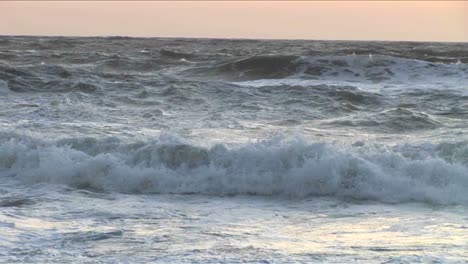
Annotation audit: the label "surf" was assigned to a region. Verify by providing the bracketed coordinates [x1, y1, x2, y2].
[1, 133, 467, 205]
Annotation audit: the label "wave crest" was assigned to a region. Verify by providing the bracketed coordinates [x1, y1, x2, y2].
[1, 135, 467, 205]
[186, 54, 467, 83]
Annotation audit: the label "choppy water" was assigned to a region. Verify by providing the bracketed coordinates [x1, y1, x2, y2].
[0, 36, 467, 263]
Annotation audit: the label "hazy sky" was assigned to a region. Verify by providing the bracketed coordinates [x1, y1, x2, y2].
[1, 1, 467, 42]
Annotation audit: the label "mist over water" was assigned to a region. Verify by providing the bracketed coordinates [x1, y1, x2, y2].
[0, 36, 467, 263]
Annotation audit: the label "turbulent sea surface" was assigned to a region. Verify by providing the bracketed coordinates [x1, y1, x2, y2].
[0, 36, 467, 263]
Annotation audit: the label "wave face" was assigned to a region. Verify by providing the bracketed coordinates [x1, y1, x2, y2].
[1, 135, 467, 205]
[0, 36, 467, 204]
[187, 54, 467, 83]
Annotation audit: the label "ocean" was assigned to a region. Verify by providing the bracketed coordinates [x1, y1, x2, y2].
[0, 36, 467, 263]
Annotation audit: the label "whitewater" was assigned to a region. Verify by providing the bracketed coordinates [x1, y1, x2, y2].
[0, 36, 467, 263]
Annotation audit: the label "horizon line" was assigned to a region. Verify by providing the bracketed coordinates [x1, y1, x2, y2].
[1, 34, 467, 44]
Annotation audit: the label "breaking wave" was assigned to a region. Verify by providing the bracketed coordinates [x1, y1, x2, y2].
[0, 134, 467, 205]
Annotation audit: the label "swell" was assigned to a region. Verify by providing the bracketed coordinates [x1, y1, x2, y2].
[185, 55, 300, 80]
[186, 54, 467, 82]
[326, 108, 442, 132]
[160, 49, 196, 60]
[0, 134, 467, 205]
[0, 64, 104, 93]
[96, 58, 171, 73]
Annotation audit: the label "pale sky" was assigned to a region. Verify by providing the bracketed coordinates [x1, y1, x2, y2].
[1, 1, 467, 42]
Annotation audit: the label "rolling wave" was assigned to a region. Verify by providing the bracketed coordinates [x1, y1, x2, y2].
[1, 134, 467, 205]
[187, 54, 467, 83]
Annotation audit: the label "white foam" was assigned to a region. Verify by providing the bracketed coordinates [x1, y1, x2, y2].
[0, 134, 467, 205]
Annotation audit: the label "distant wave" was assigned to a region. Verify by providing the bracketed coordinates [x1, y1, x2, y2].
[186, 54, 467, 83]
[1, 133, 467, 205]
[2, 54, 466, 94]
[160, 49, 196, 60]
[96, 58, 168, 73]
[185, 55, 300, 80]
[0, 64, 105, 93]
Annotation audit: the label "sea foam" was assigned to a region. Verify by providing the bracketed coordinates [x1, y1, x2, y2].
[1, 134, 467, 205]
